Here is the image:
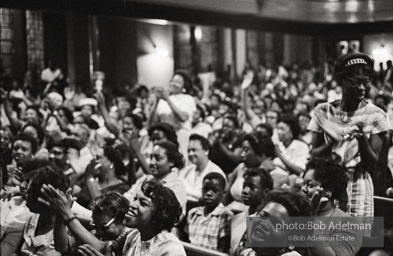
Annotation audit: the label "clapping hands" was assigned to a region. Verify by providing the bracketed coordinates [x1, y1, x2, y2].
[39, 185, 76, 216]
[152, 87, 169, 101]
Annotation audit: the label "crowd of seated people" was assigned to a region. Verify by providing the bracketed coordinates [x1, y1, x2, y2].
[1, 52, 393, 256]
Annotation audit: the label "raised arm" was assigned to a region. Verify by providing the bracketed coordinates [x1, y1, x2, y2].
[154, 87, 189, 122]
[41, 185, 105, 253]
[84, 161, 102, 200]
[96, 92, 120, 137]
[2, 90, 22, 132]
[240, 71, 256, 121]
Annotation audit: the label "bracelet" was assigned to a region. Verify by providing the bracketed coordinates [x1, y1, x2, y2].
[64, 216, 77, 225]
[87, 177, 95, 183]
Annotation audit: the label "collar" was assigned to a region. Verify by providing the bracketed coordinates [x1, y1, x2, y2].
[194, 203, 227, 217]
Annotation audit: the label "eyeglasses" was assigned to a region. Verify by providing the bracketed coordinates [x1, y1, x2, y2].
[266, 115, 277, 119]
[344, 77, 371, 87]
[90, 217, 116, 230]
[51, 150, 64, 156]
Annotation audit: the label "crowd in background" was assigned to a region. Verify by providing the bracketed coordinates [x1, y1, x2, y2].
[1, 53, 393, 256]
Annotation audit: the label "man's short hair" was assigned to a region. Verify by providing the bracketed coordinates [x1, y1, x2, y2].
[189, 133, 210, 151]
[203, 172, 226, 190]
[243, 168, 273, 191]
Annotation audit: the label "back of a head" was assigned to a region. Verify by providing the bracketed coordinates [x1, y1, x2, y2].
[263, 189, 313, 217]
[26, 165, 69, 213]
[92, 192, 130, 222]
[148, 123, 179, 146]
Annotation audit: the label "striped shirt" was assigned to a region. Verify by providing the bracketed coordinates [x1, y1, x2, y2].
[308, 100, 391, 168]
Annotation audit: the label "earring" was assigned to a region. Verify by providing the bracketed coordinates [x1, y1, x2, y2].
[182, 88, 186, 93]
[110, 164, 113, 169]
[289, 244, 295, 251]
[326, 191, 332, 198]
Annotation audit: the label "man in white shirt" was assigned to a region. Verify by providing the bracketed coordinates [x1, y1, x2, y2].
[179, 134, 226, 207]
[67, 124, 93, 179]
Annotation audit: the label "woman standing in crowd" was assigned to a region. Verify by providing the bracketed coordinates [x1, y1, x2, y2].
[150, 70, 197, 159]
[308, 53, 391, 235]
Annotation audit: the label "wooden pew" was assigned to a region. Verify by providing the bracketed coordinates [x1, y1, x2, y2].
[182, 242, 229, 256]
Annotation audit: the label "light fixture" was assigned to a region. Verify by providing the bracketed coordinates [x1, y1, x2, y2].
[194, 27, 202, 41]
[154, 47, 169, 56]
[142, 19, 169, 26]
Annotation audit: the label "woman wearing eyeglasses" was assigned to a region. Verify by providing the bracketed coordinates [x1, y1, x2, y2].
[42, 181, 186, 256]
[39, 190, 130, 255]
[237, 189, 314, 256]
[301, 158, 362, 256]
[308, 53, 391, 236]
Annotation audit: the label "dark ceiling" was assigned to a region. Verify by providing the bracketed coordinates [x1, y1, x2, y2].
[2, 0, 393, 36]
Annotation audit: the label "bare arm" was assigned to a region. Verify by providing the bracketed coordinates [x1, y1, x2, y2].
[148, 98, 160, 126]
[84, 161, 102, 200]
[54, 213, 72, 254]
[41, 185, 105, 252]
[274, 145, 304, 175]
[240, 71, 256, 121]
[96, 92, 119, 137]
[154, 87, 189, 122]
[2, 92, 22, 132]
[223, 167, 239, 205]
[166, 98, 189, 122]
[310, 132, 334, 157]
[218, 142, 242, 167]
[357, 132, 386, 168]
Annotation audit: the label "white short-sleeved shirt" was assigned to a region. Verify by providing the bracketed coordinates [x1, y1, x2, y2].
[156, 94, 196, 131]
[273, 139, 309, 172]
[179, 160, 226, 202]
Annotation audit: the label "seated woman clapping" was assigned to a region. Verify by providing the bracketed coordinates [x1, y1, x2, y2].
[78, 180, 186, 256]
[42, 180, 186, 256]
[41, 188, 130, 255]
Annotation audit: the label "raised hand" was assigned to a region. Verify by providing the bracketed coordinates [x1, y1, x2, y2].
[39, 185, 76, 216]
[241, 70, 254, 90]
[85, 159, 101, 179]
[95, 91, 106, 105]
[153, 87, 169, 101]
